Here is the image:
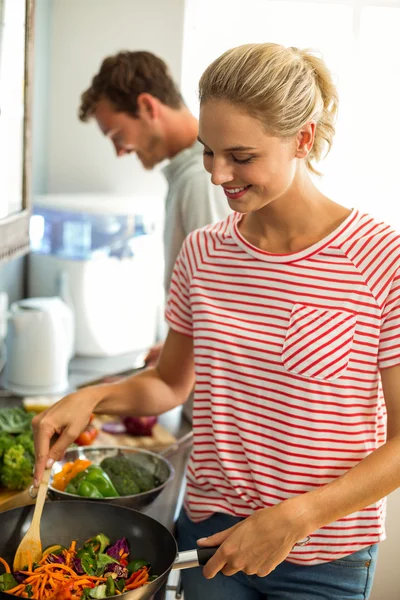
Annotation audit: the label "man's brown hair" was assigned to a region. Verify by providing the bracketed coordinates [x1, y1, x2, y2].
[79, 51, 184, 121]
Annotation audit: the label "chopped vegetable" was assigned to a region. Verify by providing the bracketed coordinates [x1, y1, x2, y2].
[100, 454, 160, 495]
[66, 466, 118, 498]
[0, 534, 155, 598]
[52, 459, 92, 491]
[100, 422, 127, 435]
[122, 416, 157, 436]
[0, 408, 36, 491]
[0, 445, 33, 491]
[0, 408, 34, 434]
[127, 559, 149, 575]
[0, 573, 18, 592]
[75, 425, 99, 446]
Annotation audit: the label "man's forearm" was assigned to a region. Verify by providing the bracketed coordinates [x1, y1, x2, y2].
[91, 367, 186, 416]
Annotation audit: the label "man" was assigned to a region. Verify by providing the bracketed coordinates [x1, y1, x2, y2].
[79, 50, 230, 366]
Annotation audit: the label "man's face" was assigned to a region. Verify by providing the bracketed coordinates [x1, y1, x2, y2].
[94, 97, 166, 169]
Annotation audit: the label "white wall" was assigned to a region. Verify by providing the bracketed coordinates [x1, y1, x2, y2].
[45, 0, 185, 199]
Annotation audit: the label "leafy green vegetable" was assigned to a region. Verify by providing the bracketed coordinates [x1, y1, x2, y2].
[77, 535, 118, 577]
[15, 432, 35, 458]
[89, 584, 107, 599]
[0, 407, 33, 434]
[115, 579, 125, 592]
[79, 552, 97, 576]
[127, 559, 149, 575]
[0, 573, 18, 591]
[95, 554, 118, 577]
[0, 444, 34, 490]
[85, 534, 110, 555]
[0, 408, 35, 491]
[0, 433, 14, 459]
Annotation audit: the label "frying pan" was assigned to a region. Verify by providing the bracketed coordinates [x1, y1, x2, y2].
[0, 501, 216, 600]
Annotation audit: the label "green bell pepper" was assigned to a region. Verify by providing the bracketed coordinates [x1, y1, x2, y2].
[67, 465, 119, 498]
[65, 469, 89, 494]
[83, 466, 119, 497]
[77, 480, 104, 498]
[105, 577, 115, 597]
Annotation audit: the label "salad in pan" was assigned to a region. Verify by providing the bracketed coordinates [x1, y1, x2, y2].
[0, 534, 156, 599]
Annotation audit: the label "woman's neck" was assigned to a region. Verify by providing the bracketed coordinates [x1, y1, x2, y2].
[239, 174, 351, 254]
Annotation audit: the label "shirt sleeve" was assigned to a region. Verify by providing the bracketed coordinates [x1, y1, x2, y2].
[165, 237, 193, 337]
[378, 268, 400, 369]
[179, 170, 230, 236]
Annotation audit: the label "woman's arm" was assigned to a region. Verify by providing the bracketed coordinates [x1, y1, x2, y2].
[32, 328, 195, 485]
[200, 364, 400, 578]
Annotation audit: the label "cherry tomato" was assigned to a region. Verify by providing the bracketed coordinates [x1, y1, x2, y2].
[74, 425, 99, 446]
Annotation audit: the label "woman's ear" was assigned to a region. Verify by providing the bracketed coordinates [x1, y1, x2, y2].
[295, 122, 316, 158]
[137, 93, 160, 120]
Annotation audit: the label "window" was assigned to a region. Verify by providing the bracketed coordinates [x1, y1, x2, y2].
[182, 0, 400, 226]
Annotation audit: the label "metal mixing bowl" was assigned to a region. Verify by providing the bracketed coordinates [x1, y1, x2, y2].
[48, 445, 175, 510]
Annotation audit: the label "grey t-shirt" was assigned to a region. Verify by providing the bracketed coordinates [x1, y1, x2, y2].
[162, 141, 231, 295]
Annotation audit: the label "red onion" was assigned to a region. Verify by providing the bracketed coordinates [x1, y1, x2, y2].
[101, 422, 127, 435]
[122, 416, 157, 436]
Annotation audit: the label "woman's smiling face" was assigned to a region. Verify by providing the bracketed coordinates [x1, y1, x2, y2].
[199, 100, 306, 213]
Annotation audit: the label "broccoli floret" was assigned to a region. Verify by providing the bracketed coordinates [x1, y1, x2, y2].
[100, 455, 156, 495]
[15, 432, 35, 458]
[0, 444, 34, 490]
[0, 433, 14, 459]
[100, 457, 141, 495]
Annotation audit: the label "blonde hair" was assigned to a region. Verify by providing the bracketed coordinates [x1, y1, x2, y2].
[199, 43, 338, 176]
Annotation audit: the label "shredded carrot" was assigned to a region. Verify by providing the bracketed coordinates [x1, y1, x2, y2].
[0, 557, 11, 573]
[0, 537, 154, 599]
[5, 585, 25, 595]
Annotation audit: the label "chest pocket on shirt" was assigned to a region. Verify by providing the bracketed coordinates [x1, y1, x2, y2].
[282, 304, 357, 381]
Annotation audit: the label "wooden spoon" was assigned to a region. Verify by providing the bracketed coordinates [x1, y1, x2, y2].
[13, 468, 52, 570]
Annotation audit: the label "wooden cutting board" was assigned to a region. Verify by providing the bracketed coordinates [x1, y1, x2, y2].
[0, 487, 35, 512]
[0, 419, 176, 512]
[93, 416, 176, 451]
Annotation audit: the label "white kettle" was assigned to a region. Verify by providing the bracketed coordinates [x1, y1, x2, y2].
[4, 297, 74, 395]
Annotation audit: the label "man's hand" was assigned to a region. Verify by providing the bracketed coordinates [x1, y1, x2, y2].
[198, 499, 310, 578]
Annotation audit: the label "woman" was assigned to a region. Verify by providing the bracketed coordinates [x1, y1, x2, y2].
[33, 43, 400, 600]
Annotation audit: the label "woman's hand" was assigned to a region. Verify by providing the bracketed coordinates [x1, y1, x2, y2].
[198, 499, 311, 579]
[32, 387, 100, 487]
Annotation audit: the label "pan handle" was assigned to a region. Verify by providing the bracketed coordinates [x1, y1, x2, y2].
[172, 546, 219, 570]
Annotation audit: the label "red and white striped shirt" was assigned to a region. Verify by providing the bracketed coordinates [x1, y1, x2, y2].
[165, 209, 400, 565]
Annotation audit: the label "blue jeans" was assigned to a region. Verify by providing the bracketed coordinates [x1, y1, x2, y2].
[176, 509, 378, 600]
